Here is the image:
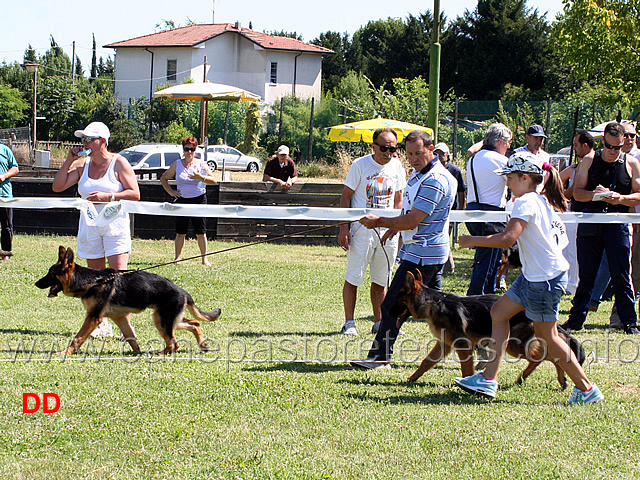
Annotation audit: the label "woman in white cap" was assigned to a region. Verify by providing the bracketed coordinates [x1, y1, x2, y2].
[454, 151, 603, 405]
[52, 121, 140, 338]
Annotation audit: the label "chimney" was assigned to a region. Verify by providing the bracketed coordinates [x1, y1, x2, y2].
[234, 21, 241, 30]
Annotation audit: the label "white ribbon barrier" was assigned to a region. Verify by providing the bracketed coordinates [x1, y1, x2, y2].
[3, 197, 640, 225]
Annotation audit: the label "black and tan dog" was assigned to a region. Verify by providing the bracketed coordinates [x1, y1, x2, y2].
[36, 246, 221, 356]
[393, 270, 584, 389]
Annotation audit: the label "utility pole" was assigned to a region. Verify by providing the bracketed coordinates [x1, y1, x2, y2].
[427, 0, 441, 141]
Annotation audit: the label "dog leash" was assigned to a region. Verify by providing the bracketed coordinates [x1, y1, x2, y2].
[112, 221, 352, 276]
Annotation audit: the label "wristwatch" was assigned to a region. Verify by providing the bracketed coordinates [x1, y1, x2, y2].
[110, 193, 116, 202]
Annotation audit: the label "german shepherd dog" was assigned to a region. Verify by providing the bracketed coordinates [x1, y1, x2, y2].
[393, 270, 584, 389]
[35, 246, 221, 356]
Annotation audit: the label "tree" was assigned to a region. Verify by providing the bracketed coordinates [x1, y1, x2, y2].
[38, 75, 75, 140]
[42, 36, 72, 78]
[440, 0, 551, 99]
[267, 30, 303, 40]
[236, 103, 263, 156]
[91, 34, 97, 81]
[311, 31, 351, 93]
[0, 84, 29, 128]
[552, 0, 640, 108]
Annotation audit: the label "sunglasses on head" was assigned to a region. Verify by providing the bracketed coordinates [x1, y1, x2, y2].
[375, 143, 398, 153]
[81, 137, 100, 143]
[603, 139, 623, 150]
[624, 132, 637, 139]
[183, 147, 196, 152]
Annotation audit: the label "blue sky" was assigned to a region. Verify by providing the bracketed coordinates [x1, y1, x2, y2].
[1, 0, 564, 74]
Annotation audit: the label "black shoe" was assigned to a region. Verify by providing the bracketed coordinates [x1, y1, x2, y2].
[560, 321, 584, 333]
[624, 325, 640, 335]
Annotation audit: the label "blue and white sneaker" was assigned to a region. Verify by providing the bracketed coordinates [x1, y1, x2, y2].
[341, 321, 358, 336]
[568, 384, 604, 406]
[454, 372, 498, 398]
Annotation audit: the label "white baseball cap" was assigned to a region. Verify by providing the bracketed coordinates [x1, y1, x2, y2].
[495, 151, 548, 176]
[74, 122, 110, 143]
[277, 145, 289, 155]
[433, 143, 450, 155]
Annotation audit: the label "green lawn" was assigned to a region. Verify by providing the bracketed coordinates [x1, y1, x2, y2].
[1, 234, 639, 479]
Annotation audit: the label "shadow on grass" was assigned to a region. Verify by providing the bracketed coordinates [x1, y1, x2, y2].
[0, 327, 68, 336]
[230, 330, 345, 338]
[243, 362, 354, 374]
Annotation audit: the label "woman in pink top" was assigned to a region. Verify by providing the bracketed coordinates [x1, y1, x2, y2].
[161, 137, 216, 265]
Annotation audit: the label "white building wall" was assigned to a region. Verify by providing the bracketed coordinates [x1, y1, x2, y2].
[111, 32, 324, 106]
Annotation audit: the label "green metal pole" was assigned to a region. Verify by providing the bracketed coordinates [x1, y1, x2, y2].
[427, 0, 441, 141]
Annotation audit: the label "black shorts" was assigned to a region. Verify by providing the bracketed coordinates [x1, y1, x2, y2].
[175, 194, 207, 235]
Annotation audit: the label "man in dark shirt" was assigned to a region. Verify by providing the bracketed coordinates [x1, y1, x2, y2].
[263, 145, 298, 190]
[561, 122, 640, 335]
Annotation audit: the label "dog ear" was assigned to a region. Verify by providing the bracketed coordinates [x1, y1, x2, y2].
[413, 269, 424, 286]
[62, 247, 75, 268]
[404, 271, 416, 294]
[58, 245, 66, 262]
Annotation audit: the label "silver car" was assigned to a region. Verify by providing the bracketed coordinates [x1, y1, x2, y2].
[199, 145, 262, 172]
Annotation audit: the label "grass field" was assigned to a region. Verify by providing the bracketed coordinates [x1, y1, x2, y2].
[1, 233, 639, 479]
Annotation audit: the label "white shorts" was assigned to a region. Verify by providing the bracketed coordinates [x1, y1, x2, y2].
[345, 223, 398, 287]
[77, 213, 132, 259]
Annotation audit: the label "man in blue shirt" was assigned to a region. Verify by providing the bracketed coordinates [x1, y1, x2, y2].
[351, 130, 458, 369]
[0, 143, 19, 260]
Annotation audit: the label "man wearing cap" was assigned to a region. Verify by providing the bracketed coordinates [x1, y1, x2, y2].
[561, 122, 640, 335]
[0, 142, 19, 261]
[514, 125, 550, 164]
[435, 142, 465, 273]
[263, 145, 298, 190]
[53, 121, 140, 339]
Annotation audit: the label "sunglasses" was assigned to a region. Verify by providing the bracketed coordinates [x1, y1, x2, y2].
[374, 143, 398, 153]
[603, 140, 623, 151]
[624, 133, 637, 139]
[81, 137, 100, 143]
[183, 147, 196, 152]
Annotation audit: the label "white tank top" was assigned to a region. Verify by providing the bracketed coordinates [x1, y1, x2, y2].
[77, 155, 124, 212]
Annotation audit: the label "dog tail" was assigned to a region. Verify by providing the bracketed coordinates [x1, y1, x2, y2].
[185, 294, 221, 322]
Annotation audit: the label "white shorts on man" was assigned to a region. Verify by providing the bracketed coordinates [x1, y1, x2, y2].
[345, 222, 398, 288]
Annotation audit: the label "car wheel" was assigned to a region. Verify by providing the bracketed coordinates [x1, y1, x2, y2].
[207, 160, 217, 171]
[247, 162, 259, 173]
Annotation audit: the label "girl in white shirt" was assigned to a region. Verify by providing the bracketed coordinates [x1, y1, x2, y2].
[454, 151, 603, 405]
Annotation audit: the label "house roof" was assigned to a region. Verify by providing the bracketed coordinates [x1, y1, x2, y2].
[104, 24, 333, 55]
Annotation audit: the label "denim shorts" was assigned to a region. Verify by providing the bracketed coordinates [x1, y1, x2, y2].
[505, 271, 568, 322]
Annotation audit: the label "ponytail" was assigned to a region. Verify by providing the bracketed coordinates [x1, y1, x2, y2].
[542, 164, 568, 212]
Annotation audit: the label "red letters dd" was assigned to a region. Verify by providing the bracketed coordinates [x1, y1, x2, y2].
[22, 393, 60, 413]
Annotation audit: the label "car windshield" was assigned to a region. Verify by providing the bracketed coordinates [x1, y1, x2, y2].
[119, 150, 148, 167]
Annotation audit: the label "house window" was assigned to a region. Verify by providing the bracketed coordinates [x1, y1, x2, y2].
[167, 59, 177, 82]
[270, 62, 277, 84]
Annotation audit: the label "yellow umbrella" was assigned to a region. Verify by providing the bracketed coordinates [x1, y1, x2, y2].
[328, 117, 434, 143]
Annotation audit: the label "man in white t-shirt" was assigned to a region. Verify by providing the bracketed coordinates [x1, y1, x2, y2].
[514, 124, 550, 164]
[338, 128, 406, 336]
[465, 122, 512, 295]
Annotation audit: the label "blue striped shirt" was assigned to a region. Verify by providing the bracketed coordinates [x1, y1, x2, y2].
[399, 161, 457, 265]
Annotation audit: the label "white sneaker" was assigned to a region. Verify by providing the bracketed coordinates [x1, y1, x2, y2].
[341, 321, 358, 336]
[90, 319, 113, 338]
[371, 321, 381, 334]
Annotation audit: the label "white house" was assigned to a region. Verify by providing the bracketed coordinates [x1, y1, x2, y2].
[104, 23, 333, 105]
